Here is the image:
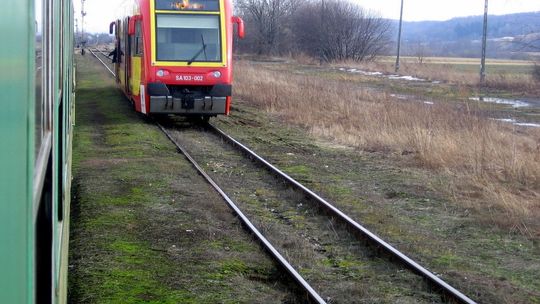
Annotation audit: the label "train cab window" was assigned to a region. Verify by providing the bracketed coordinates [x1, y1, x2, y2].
[156, 14, 221, 62]
[155, 0, 219, 11]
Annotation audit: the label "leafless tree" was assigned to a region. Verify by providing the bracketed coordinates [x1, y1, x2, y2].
[512, 33, 540, 80]
[236, 0, 299, 55]
[513, 33, 540, 52]
[414, 42, 427, 64]
[293, 0, 391, 62]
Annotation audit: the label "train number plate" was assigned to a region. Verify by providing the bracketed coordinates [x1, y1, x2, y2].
[176, 75, 204, 82]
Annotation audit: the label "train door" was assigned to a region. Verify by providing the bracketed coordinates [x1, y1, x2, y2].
[113, 20, 121, 83]
[124, 17, 131, 95]
[130, 19, 143, 100]
[115, 18, 127, 92]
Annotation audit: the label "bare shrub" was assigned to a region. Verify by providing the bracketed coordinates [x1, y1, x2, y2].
[413, 43, 427, 64]
[236, 0, 299, 55]
[533, 63, 540, 82]
[235, 61, 540, 235]
[236, 0, 391, 61]
[293, 0, 391, 62]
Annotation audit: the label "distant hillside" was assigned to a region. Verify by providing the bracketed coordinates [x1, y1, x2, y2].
[390, 12, 540, 59]
[401, 12, 540, 42]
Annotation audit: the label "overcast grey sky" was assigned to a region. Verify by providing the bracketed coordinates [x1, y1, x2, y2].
[76, 0, 540, 33]
[357, 0, 540, 21]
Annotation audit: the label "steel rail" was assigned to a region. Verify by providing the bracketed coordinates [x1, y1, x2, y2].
[88, 52, 325, 303]
[88, 49, 475, 303]
[156, 123, 327, 304]
[208, 124, 477, 304]
[96, 48, 110, 57]
[88, 53, 323, 303]
[89, 49, 116, 77]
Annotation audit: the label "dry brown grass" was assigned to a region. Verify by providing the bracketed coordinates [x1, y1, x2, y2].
[234, 60, 540, 236]
[336, 59, 539, 92]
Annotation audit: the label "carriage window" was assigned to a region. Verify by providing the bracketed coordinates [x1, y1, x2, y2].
[156, 14, 221, 62]
[155, 0, 219, 11]
[135, 21, 143, 55]
[35, 0, 44, 159]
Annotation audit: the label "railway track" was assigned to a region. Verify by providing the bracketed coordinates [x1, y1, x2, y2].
[89, 48, 115, 77]
[90, 52, 477, 304]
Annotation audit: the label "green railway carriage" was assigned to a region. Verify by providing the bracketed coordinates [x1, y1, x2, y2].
[0, 0, 75, 303]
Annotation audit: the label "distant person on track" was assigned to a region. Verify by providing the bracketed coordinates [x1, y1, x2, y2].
[108, 45, 123, 63]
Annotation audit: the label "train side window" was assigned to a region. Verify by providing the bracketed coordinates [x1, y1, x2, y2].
[35, 0, 44, 159]
[135, 21, 143, 56]
[35, 1, 54, 302]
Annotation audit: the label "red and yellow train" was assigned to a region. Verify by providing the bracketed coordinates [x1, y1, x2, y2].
[109, 0, 244, 119]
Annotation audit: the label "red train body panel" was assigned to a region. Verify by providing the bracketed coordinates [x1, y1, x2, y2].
[110, 0, 244, 117]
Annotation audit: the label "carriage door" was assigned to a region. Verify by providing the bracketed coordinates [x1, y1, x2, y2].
[124, 17, 131, 94]
[130, 20, 143, 98]
[114, 19, 121, 82]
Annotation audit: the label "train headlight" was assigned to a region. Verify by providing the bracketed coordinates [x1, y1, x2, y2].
[212, 71, 221, 78]
[156, 70, 165, 77]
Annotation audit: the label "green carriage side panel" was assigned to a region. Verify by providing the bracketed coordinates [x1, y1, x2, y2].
[52, 0, 61, 289]
[54, 1, 75, 302]
[0, 0, 35, 303]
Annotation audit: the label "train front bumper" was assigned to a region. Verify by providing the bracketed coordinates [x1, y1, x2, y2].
[146, 82, 230, 115]
[149, 95, 226, 114]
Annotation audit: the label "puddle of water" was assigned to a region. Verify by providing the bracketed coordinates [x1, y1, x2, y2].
[344, 68, 383, 76]
[390, 94, 409, 100]
[493, 118, 540, 128]
[469, 97, 530, 108]
[389, 94, 436, 106]
[388, 75, 426, 81]
[338, 67, 426, 82]
[516, 122, 540, 127]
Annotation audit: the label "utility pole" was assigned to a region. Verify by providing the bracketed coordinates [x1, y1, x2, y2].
[75, 18, 79, 46]
[395, 0, 404, 73]
[480, 0, 488, 82]
[319, 0, 326, 64]
[81, 0, 87, 55]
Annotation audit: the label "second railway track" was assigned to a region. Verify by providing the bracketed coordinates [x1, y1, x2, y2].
[158, 119, 477, 304]
[90, 51, 477, 304]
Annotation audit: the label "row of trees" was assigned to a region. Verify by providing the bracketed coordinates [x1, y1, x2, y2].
[235, 0, 392, 62]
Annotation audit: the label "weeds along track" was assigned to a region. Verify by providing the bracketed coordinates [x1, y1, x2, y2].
[89, 50, 476, 304]
[158, 120, 477, 304]
[89, 48, 115, 77]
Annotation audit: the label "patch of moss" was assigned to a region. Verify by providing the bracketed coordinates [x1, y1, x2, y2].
[283, 164, 312, 176]
[434, 253, 460, 267]
[70, 54, 296, 304]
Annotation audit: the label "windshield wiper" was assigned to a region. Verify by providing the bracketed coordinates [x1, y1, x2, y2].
[187, 34, 208, 65]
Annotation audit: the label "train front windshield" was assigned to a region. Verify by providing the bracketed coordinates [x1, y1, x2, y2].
[156, 14, 221, 62]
